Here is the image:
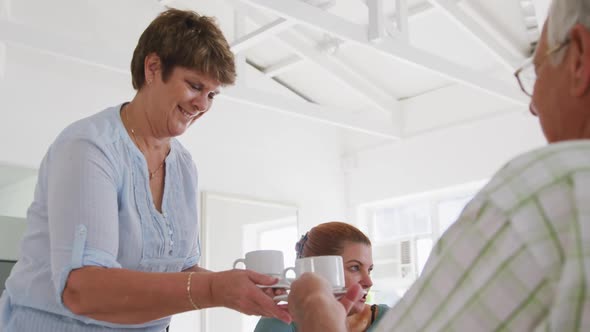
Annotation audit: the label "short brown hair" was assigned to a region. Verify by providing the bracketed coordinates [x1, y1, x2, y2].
[296, 221, 371, 259]
[130, 8, 236, 89]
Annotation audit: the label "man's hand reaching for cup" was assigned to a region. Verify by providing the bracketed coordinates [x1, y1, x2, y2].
[287, 273, 363, 332]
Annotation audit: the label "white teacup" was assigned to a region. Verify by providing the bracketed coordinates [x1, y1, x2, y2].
[233, 250, 285, 277]
[282, 255, 345, 290]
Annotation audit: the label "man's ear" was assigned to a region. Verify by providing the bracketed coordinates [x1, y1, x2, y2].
[569, 24, 590, 97]
[143, 53, 161, 84]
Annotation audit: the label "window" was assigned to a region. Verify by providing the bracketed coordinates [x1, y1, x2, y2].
[242, 216, 298, 265]
[358, 181, 485, 298]
[373, 202, 431, 242]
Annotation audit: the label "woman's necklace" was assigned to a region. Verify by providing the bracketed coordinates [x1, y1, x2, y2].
[124, 105, 166, 181]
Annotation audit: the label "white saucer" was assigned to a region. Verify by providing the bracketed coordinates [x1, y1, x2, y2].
[257, 278, 294, 289]
[273, 287, 348, 302]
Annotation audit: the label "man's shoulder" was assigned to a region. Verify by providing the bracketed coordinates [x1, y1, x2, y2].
[478, 140, 590, 210]
[498, 140, 590, 179]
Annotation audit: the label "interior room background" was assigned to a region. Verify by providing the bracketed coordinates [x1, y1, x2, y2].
[0, 0, 548, 330]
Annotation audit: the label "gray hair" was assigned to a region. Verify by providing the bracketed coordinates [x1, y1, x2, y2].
[546, 0, 590, 63]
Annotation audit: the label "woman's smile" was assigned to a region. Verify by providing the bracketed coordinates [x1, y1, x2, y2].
[178, 105, 199, 120]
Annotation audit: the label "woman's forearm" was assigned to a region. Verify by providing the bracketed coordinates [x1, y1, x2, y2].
[62, 266, 213, 324]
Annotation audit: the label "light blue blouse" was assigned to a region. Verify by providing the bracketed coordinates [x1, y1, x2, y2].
[0, 104, 201, 331]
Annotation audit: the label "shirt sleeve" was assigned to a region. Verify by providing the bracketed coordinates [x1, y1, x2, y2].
[47, 138, 122, 307]
[182, 235, 200, 270]
[182, 159, 200, 270]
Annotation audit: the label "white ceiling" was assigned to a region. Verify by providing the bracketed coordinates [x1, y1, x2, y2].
[168, 0, 547, 139]
[0, 0, 549, 142]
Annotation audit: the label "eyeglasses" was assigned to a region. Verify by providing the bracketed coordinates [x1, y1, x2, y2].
[514, 39, 570, 97]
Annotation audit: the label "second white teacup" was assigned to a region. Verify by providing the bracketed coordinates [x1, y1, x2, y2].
[233, 250, 285, 277]
[282, 255, 345, 290]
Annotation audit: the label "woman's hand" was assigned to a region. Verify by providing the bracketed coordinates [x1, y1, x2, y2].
[209, 269, 292, 323]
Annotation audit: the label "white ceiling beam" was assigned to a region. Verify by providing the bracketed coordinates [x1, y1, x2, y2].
[393, 0, 409, 41]
[238, 0, 527, 106]
[0, 19, 400, 138]
[230, 18, 295, 53]
[262, 54, 302, 77]
[0, 0, 11, 20]
[361, 0, 432, 17]
[375, 38, 524, 104]
[261, 1, 437, 78]
[0, 42, 5, 79]
[0, 20, 129, 74]
[391, 1, 435, 20]
[367, 0, 386, 42]
[229, 0, 402, 118]
[240, 0, 366, 41]
[380, 0, 411, 41]
[231, 11, 310, 100]
[246, 61, 313, 102]
[231, 5, 314, 100]
[428, 0, 522, 71]
[222, 86, 401, 139]
[464, 1, 530, 58]
[266, 1, 426, 77]
[278, 32, 402, 118]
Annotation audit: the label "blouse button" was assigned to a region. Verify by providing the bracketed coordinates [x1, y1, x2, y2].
[168, 250, 173, 255]
[169, 229, 173, 235]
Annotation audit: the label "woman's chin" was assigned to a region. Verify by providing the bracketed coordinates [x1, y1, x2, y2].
[168, 123, 190, 137]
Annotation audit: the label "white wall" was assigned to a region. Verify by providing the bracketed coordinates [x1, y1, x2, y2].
[0, 216, 27, 260]
[178, 97, 348, 232]
[345, 108, 546, 211]
[0, 176, 37, 218]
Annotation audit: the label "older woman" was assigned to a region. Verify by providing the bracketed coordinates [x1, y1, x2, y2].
[0, 9, 289, 331]
[254, 222, 390, 332]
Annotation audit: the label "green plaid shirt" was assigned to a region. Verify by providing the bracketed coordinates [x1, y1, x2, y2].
[375, 140, 590, 331]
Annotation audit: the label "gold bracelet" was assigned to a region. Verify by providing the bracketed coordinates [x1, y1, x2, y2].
[187, 272, 200, 310]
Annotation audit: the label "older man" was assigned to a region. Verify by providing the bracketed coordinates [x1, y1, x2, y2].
[287, 0, 590, 331]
